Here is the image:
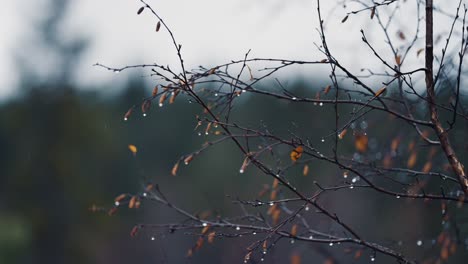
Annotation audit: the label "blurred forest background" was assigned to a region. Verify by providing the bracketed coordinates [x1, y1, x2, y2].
[2, 0, 468, 264]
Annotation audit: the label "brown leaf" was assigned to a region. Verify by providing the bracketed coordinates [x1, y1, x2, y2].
[124, 108, 133, 121]
[323, 85, 331, 94]
[272, 179, 279, 189]
[407, 151, 417, 168]
[397, 30, 406, 40]
[207, 232, 216, 243]
[114, 194, 126, 202]
[169, 90, 180, 104]
[129, 196, 137, 209]
[354, 133, 368, 153]
[338, 129, 347, 139]
[108, 207, 118, 216]
[354, 250, 362, 259]
[195, 237, 204, 250]
[130, 225, 139, 237]
[303, 165, 309, 176]
[291, 253, 301, 264]
[141, 99, 152, 114]
[152, 85, 159, 97]
[145, 184, 154, 192]
[422, 162, 432, 173]
[290, 224, 298, 236]
[184, 155, 194, 165]
[417, 48, 424, 57]
[201, 225, 210, 235]
[370, 6, 376, 19]
[171, 161, 179, 176]
[159, 92, 168, 106]
[156, 21, 161, 32]
[395, 54, 402, 65]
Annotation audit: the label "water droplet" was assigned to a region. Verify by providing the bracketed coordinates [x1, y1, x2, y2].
[114, 201, 120, 206]
[205, 132, 209, 135]
[171, 92, 175, 95]
[350, 122, 356, 129]
[321, 138, 325, 142]
[349, 185, 354, 189]
[417, 240, 422, 246]
[124, 117, 128, 121]
[370, 257, 375, 262]
[269, 202, 274, 206]
[351, 176, 360, 183]
[202, 223, 207, 227]
[313, 102, 318, 105]
[239, 169, 244, 174]
[309, 235, 313, 239]
[360, 120, 368, 130]
[159, 103, 163, 107]
[290, 239, 295, 244]
[143, 113, 147, 117]
[329, 242, 334, 246]
[252, 232, 256, 235]
[114, 70, 121, 73]
[143, 192, 147, 197]
[343, 172, 348, 178]
[305, 206, 310, 211]
[151, 236, 155, 241]
[214, 93, 218, 97]
[396, 195, 401, 199]
[319, 102, 323, 106]
[236, 226, 240, 231]
[292, 97, 297, 100]
[197, 132, 202, 136]
[260, 258, 264, 262]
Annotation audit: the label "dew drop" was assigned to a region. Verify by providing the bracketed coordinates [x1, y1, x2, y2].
[205, 132, 209, 135]
[309, 235, 313, 239]
[214, 93, 218, 97]
[351, 176, 360, 183]
[329, 242, 334, 246]
[321, 138, 325, 142]
[252, 232, 256, 235]
[239, 169, 244, 174]
[269, 202, 274, 206]
[261, 258, 264, 262]
[151, 236, 155, 241]
[290, 239, 295, 244]
[159, 103, 163, 107]
[319, 102, 323, 106]
[143, 113, 147, 117]
[305, 206, 310, 211]
[349, 185, 354, 189]
[360, 120, 368, 130]
[417, 240, 423, 246]
[236, 226, 240, 231]
[143, 192, 147, 197]
[396, 195, 401, 199]
[370, 257, 375, 262]
[124, 117, 128, 121]
[114, 201, 120, 206]
[202, 223, 208, 227]
[114, 70, 121, 73]
[197, 132, 202, 136]
[292, 97, 297, 100]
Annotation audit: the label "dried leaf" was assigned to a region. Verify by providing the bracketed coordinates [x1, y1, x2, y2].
[129, 196, 137, 209]
[145, 184, 154, 192]
[159, 92, 168, 106]
[137, 6, 145, 15]
[291, 253, 301, 264]
[272, 179, 279, 189]
[152, 85, 159, 97]
[354, 133, 368, 153]
[169, 90, 180, 104]
[209, 67, 218, 75]
[272, 208, 281, 225]
[130, 225, 139, 237]
[323, 85, 331, 94]
[395, 54, 402, 65]
[108, 207, 118, 216]
[124, 108, 133, 121]
[397, 30, 406, 40]
[320, 59, 328, 63]
[370, 6, 376, 19]
[338, 129, 347, 139]
[195, 237, 204, 250]
[201, 225, 210, 235]
[156, 21, 161, 32]
[354, 250, 362, 259]
[422, 162, 432, 173]
[290, 224, 298, 236]
[303, 165, 309, 176]
[171, 161, 179, 176]
[263, 240, 268, 251]
[391, 137, 401, 152]
[115, 194, 126, 202]
[184, 155, 194, 165]
[207, 232, 216, 243]
[141, 99, 152, 114]
[407, 151, 417, 168]
[244, 252, 252, 262]
[290, 146, 304, 162]
[128, 144, 138, 155]
[270, 190, 277, 200]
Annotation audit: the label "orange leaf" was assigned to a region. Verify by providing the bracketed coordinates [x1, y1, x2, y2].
[184, 155, 194, 165]
[303, 165, 309, 176]
[291, 253, 301, 264]
[422, 162, 432, 173]
[354, 133, 368, 153]
[114, 194, 126, 202]
[171, 161, 179, 176]
[201, 225, 210, 235]
[124, 108, 133, 121]
[290, 146, 304, 162]
[207, 232, 216, 243]
[338, 129, 347, 139]
[128, 144, 137, 155]
[395, 55, 402, 65]
[129, 196, 137, 209]
[407, 152, 418, 168]
[290, 224, 298, 236]
[272, 179, 279, 189]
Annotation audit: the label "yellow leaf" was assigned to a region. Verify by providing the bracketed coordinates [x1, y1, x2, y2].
[128, 144, 137, 155]
[375, 86, 387, 97]
[407, 151, 417, 168]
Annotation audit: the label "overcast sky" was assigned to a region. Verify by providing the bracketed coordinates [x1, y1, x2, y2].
[0, 0, 463, 99]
